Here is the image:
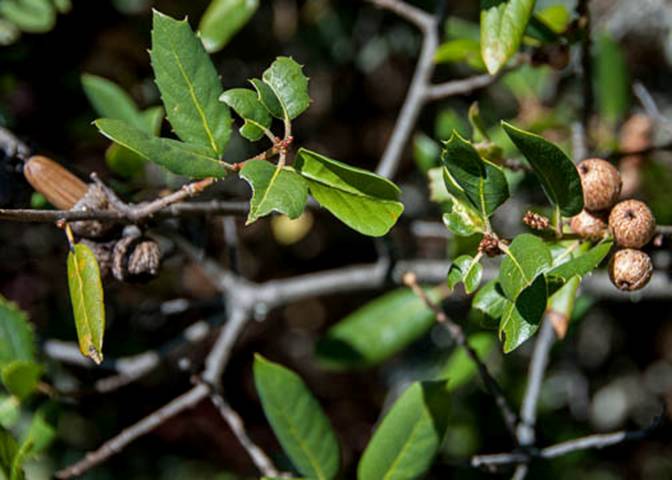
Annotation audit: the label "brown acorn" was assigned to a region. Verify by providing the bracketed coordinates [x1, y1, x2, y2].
[608, 199, 656, 248]
[576, 158, 622, 212]
[570, 209, 608, 240]
[608, 249, 653, 291]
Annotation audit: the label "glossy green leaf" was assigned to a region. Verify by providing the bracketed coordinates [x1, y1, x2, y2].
[437, 333, 496, 388]
[0, 296, 34, 370]
[1, 361, 41, 401]
[536, 5, 570, 34]
[357, 381, 450, 480]
[295, 148, 404, 237]
[499, 275, 547, 353]
[151, 10, 231, 156]
[498, 233, 552, 301]
[262, 57, 310, 121]
[442, 199, 486, 237]
[442, 132, 509, 218]
[82, 74, 148, 132]
[0, 0, 55, 33]
[502, 121, 583, 216]
[447, 255, 483, 294]
[96, 119, 230, 178]
[472, 280, 508, 320]
[316, 289, 435, 370]
[198, 0, 259, 53]
[220, 88, 272, 141]
[595, 32, 630, 125]
[250, 78, 284, 119]
[547, 241, 613, 284]
[67, 243, 105, 364]
[254, 355, 340, 480]
[480, 0, 535, 74]
[240, 160, 308, 224]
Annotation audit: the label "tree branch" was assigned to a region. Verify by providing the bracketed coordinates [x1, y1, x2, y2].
[366, 0, 434, 32]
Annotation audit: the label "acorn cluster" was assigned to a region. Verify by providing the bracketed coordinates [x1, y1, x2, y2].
[570, 158, 656, 291]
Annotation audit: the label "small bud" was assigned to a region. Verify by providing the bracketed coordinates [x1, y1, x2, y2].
[577, 158, 622, 212]
[608, 249, 653, 292]
[523, 211, 550, 231]
[570, 209, 608, 240]
[608, 199, 656, 248]
[478, 233, 503, 257]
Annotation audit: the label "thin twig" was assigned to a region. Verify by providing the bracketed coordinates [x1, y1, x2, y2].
[402, 272, 520, 442]
[366, 0, 433, 32]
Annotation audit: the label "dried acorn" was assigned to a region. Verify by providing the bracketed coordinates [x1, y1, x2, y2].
[608, 199, 656, 248]
[112, 228, 161, 283]
[608, 249, 653, 291]
[576, 158, 622, 212]
[570, 209, 608, 240]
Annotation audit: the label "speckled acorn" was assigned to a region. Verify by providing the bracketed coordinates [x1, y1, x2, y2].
[576, 158, 622, 212]
[570, 209, 608, 240]
[608, 199, 656, 248]
[608, 249, 653, 291]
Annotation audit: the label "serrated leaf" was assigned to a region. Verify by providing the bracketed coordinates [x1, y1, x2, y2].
[437, 333, 496, 388]
[442, 132, 509, 218]
[220, 88, 272, 141]
[250, 78, 284, 119]
[0, 0, 55, 33]
[502, 121, 583, 216]
[67, 243, 105, 364]
[82, 74, 148, 132]
[1, 361, 42, 401]
[447, 255, 483, 294]
[295, 148, 404, 237]
[480, 0, 535, 74]
[262, 57, 310, 121]
[151, 10, 231, 156]
[240, 160, 308, 224]
[472, 280, 508, 320]
[357, 381, 450, 480]
[96, 119, 230, 178]
[546, 241, 613, 284]
[198, 0, 259, 53]
[0, 297, 34, 370]
[316, 289, 435, 370]
[595, 32, 630, 125]
[254, 355, 340, 480]
[499, 275, 547, 353]
[498, 233, 552, 301]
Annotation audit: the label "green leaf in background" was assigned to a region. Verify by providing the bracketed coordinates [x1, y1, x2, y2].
[22, 403, 57, 455]
[316, 289, 435, 370]
[295, 148, 404, 237]
[253, 355, 340, 480]
[498, 233, 551, 301]
[0, 0, 55, 33]
[96, 119, 230, 178]
[536, 5, 570, 34]
[0, 428, 19, 479]
[480, 0, 535, 74]
[437, 333, 496, 388]
[502, 122, 583, 216]
[82, 74, 148, 132]
[53, 0, 71, 14]
[499, 275, 547, 352]
[468, 102, 490, 142]
[546, 241, 613, 284]
[250, 78, 285, 119]
[67, 243, 105, 364]
[262, 57, 310, 121]
[1, 361, 42, 400]
[595, 32, 630, 125]
[198, 0, 259, 53]
[0, 297, 34, 370]
[447, 255, 483, 294]
[151, 10, 231, 156]
[240, 160, 308, 224]
[413, 133, 440, 173]
[442, 132, 509, 218]
[472, 280, 508, 321]
[357, 381, 451, 480]
[434, 38, 485, 71]
[0, 397, 19, 429]
[220, 88, 272, 141]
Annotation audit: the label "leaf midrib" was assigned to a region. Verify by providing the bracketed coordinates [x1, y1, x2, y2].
[71, 250, 95, 353]
[382, 408, 426, 480]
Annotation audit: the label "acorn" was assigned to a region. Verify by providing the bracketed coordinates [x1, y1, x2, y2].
[608, 199, 656, 248]
[576, 158, 622, 212]
[570, 209, 608, 240]
[23, 155, 116, 238]
[608, 249, 653, 291]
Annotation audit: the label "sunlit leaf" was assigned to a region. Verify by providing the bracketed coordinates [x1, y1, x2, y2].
[261, 57, 311, 121]
[447, 255, 483, 294]
[198, 0, 259, 53]
[480, 0, 535, 74]
[498, 233, 552, 301]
